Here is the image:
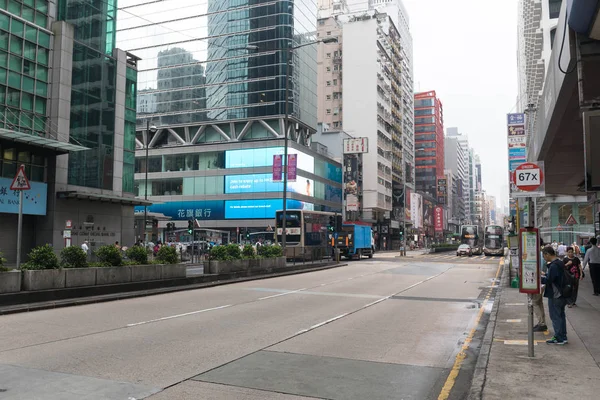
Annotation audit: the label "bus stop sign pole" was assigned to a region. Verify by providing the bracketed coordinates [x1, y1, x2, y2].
[11, 165, 31, 269]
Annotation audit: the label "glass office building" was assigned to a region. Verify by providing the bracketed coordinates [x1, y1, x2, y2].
[0, 1, 143, 263]
[117, 0, 339, 239]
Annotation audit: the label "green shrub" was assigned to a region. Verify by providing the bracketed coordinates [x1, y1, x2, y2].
[209, 245, 228, 260]
[0, 251, 8, 271]
[126, 246, 148, 265]
[156, 246, 178, 264]
[257, 245, 283, 258]
[60, 246, 88, 268]
[242, 244, 256, 259]
[225, 243, 242, 260]
[88, 262, 109, 268]
[22, 244, 60, 270]
[210, 244, 242, 261]
[95, 245, 122, 267]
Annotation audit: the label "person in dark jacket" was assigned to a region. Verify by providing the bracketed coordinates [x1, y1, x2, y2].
[541, 246, 568, 344]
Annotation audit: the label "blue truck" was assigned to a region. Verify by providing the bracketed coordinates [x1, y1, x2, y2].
[335, 224, 374, 259]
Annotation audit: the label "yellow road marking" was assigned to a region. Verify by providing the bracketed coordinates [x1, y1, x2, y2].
[437, 257, 504, 400]
[493, 339, 547, 345]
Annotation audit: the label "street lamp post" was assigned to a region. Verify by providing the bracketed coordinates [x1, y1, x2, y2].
[144, 121, 157, 243]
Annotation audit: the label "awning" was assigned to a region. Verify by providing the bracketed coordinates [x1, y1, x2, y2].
[0, 128, 88, 154]
[57, 191, 153, 206]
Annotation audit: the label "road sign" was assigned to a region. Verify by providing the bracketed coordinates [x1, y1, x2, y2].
[512, 162, 545, 197]
[565, 214, 578, 225]
[519, 228, 540, 294]
[10, 165, 30, 191]
[66, 220, 72, 229]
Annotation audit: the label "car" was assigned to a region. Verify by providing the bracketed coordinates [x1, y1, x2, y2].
[457, 244, 473, 257]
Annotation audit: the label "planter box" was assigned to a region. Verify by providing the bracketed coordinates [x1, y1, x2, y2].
[131, 264, 161, 282]
[0, 270, 21, 294]
[65, 268, 97, 288]
[160, 264, 187, 279]
[22, 269, 66, 291]
[96, 266, 131, 285]
[208, 257, 286, 274]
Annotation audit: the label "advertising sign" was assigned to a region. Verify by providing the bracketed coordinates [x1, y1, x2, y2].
[410, 193, 422, 229]
[287, 154, 297, 182]
[434, 206, 444, 232]
[0, 177, 47, 216]
[519, 228, 541, 294]
[343, 137, 369, 154]
[508, 136, 527, 148]
[423, 199, 433, 227]
[135, 200, 226, 221]
[507, 113, 525, 125]
[507, 125, 526, 136]
[224, 199, 311, 219]
[225, 173, 313, 196]
[272, 155, 282, 182]
[225, 147, 314, 173]
[509, 148, 527, 158]
[344, 156, 360, 212]
[346, 194, 359, 211]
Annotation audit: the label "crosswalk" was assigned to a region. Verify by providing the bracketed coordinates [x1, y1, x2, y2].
[422, 253, 501, 262]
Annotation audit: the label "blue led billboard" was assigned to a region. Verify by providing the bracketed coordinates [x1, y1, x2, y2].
[225, 199, 311, 219]
[225, 147, 315, 173]
[135, 200, 225, 221]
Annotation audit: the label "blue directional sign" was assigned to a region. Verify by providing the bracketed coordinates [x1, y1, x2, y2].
[507, 113, 525, 125]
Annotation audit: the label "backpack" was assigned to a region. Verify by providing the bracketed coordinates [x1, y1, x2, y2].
[560, 267, 575, 298]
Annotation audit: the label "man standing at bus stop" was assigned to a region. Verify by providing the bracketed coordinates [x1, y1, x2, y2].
[583, 237, 600, 296]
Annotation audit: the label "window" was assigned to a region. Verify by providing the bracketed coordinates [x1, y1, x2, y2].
[326, 31, 331, 36]
[578, 204, 593, 224]
[558, 204, 572, 224]
[334, 51, 338, 57]
[326, 94, 331, 100]
[549, 0, 562, 19]
[326, 67, 330, 72]
[326, 53, 331, 58]
[333, 122, 339, 128]
[326, 109, 331, 114]
[333, 108, 339, 115]
[333, 79, 337, 85]
[326, 81, 331, 86]
[550, 28, 557, 50]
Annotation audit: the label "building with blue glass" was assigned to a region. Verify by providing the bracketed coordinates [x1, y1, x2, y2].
[117, 0, 342, 240]
[0, 0, 144, 263]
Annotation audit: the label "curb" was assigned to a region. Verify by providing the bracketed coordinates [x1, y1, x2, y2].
[0, 262, 348, 315]
[467, 260, 509, 400]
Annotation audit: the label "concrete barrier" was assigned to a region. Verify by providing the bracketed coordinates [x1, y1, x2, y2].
[96, 266, 132, 285]
[131, 265, 161, 282]
[22, 269, 66, 291]
[208, 257, 286, 274]
[65, 268, 97, 288]
[160, 264, 187, 279]
[0, 270, 21, 294]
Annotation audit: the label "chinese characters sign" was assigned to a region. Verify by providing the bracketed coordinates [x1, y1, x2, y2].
[0, 177, 47, 216]
[135, 200, 225, 221]
[287, 154, 297, 182]
[272, 155, 282, 182]
[434, 206, 444, 232]
[343, 137, 369, 154]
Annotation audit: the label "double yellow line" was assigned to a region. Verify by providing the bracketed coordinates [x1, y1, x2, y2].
[437, 257, 504, 400]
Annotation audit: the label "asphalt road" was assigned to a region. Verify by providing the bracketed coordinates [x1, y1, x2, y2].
[0, 253, 501, 400]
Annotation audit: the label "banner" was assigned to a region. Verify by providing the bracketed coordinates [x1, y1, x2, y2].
[410, 193, 422, 229]
[434, 206, 444, 232]
[287, 154, 297, 182]
[272, 155, 282, 182]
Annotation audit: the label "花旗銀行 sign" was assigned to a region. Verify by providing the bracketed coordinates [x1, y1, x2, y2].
[0, 177, 46, 215]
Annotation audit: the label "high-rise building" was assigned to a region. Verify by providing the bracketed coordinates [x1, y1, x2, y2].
[475, 154, 482, 192]
[117, 0, 343, 240]
[339, 10, 403, 249]
[445, 127, 468, 224]
[0, 0, 140, 262]
[414, 91, 444, 199]
[317, 17, 344, 128]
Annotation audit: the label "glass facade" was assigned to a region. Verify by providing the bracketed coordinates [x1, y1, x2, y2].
[0, 8, 49, 135]
[117, 0, 318, 129]
[58, 0, 119, 190]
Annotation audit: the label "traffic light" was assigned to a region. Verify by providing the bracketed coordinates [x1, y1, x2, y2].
[246, 232, 251, 239]
[328, 215, 335, 232]
[187, 220, 193, 235]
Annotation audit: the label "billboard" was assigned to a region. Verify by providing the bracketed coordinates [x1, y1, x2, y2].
[343, 137, 369, 154]
[135, 200, 225, 221]
[0, 177, 47, 216]
[410, 193, 422, 228]
[225, 173, 313, 196]
[507, 113, 527, 196]
[434, 206, 444, 232]
[225, 199, 312, 219]
[423, 199, 434, 227]
[225, 147, 314, 173]
[344, 155, 360, 212]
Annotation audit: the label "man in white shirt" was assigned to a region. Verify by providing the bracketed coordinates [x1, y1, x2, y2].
[583, 237, 600, 296]
[557, 242, 567, 259]
[81, 241, 89, 258]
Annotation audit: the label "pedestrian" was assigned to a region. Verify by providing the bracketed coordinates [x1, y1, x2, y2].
[81, 241, 89, 258]
[541, 246, 568, 344]
[557, 242, 567, 259]
[583, 237, 600, 296]
[564, 247, 583, 307]
[572, 242, 581, 256]
[533, 244, 548, 332]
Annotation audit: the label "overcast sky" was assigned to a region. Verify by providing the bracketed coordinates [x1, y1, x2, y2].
[348, 0, 518, 210]
[404, 0, 518, 210]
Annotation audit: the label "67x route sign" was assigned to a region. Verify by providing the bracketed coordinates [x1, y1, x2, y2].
[511, 161, 545, 198]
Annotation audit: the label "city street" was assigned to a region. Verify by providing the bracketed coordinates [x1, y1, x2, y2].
[0, 253, 501, 400]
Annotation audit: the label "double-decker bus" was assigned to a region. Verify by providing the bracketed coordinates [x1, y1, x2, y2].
[483, 225, 505, 256]
[460, 225, 483, 255]
[275, 209, 334, 259]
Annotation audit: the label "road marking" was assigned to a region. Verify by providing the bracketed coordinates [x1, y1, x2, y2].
[505, 303, 525, 306]
[296, 313, 349, 335]
[259, 288, 308, 300]
[437, 257, 503, 400]
[126, 305, 232, 327]
[494, 339, 547, 345]
[506, 319, 522, 323]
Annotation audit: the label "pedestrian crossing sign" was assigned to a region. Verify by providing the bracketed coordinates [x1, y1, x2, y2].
[10, 164, 30, 191]
[565, 214, 577, 225]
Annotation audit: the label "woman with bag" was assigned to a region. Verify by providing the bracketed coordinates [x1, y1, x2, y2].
[564, 246, 583, 307]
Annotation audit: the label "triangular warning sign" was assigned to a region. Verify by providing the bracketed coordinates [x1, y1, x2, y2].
[565, 214, 578, 225]
[10, 165, 30, 191]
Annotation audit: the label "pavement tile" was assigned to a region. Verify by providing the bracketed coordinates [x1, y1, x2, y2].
[147, 381, 318, 400]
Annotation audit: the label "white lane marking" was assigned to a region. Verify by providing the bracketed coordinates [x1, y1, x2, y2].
[296, 313, 349, 335]
[505, 303, 525, 306]
[127, 305, 232, 327]
[362, 297, 390, 308]
[259, 288, 307, 300]
[506, 319, 522, 323]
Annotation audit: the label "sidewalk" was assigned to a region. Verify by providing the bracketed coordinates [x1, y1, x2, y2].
[472, 265, 600, 399]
